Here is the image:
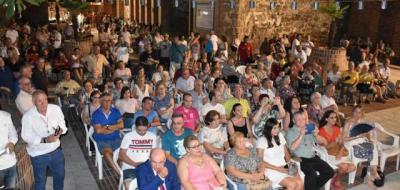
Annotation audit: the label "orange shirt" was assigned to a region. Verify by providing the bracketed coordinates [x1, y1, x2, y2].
[319, 125, 341, 143]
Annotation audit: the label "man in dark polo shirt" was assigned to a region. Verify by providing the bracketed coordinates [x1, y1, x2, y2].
[91, 92, 123, 173]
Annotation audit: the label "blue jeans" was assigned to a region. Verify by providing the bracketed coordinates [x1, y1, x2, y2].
[0, 164, 17, 188]
[228, 180, 247, 190]
[31, 148, 65, 190]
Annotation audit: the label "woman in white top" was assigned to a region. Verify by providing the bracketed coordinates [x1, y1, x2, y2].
[113, 60, 131, 84]
[133, 76, 153, 102]
[256, 118, 303, 190]
[115, 87, 139, 128]
[151, 64, 164, 85]
[327, 64, 341, 85]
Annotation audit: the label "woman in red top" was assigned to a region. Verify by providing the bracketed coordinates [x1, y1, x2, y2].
[319, 110, 355, 190]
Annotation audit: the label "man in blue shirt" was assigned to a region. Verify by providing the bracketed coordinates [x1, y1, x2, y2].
[286, 111, 334, 190]
[91, 92, 124, 173]
[169, 36, 187, 77]
[132, 97, 161, 134]
[162, 113, 192, 165]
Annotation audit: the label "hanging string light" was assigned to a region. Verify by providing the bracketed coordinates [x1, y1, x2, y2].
[291, 0, 297, 10]
[248, 0, 256, 9]
[357, 0, 364, 10]
[336, 0, 340, 10]
[270, 1, 276, 10]
[381, 0, 387, 10]
[156, 0, 161, 7]
[192, 0, 196, 9]
[174, 0, 179, 7]
[230, 0, 235, 9]
[312, 1, 319, 10]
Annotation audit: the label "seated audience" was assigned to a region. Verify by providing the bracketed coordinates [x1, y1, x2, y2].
[136, 148, 180, 190]
[15, 77, 34, 114]
[227, 103, 253, 141]
[225, 132, 266, 190]
[162, 113, 192, 164]
[257, 118, 303, 190]
[91, 92, 124, 174]
[54, 70, 81, 97]
[201, 90, 227, 123]
[199, 110, 230, 161]
[178, 135, 227, 190]
[286, 111, 334, 190]
[153, 82, 174, 124]
[318, 110, 356, 190]
[132, 97, 160, 133]
[175, 93, 201, 132]
[224, 84, 251, 118]
[115, 87, 139, 129]
[119, 117, 158, 189]
[81, 90, 101, 126]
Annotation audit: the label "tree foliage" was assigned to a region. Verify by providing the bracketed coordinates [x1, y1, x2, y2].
[319, 1, 349, 20]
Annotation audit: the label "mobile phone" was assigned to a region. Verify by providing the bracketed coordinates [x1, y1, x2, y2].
[306, 123, 315, 135]
[54, 126, 61, 136]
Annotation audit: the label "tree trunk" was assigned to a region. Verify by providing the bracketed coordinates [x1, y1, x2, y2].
[71, 11, 79, 40]
[328, 20, 338, 48]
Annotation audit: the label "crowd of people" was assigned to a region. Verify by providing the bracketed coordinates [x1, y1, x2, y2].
[0, 17, 399, 190]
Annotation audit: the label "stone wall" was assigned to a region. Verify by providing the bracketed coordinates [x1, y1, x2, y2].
[212, 0, 331, 50]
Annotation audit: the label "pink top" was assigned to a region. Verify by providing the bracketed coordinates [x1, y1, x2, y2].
[186, 155, 220, 190]
[175, 106, 199, 131]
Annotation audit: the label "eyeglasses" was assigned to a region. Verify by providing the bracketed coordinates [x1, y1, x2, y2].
[188, 144, 201, 149]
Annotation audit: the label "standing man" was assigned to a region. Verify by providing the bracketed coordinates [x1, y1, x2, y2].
[21, 90, 68, 190]
[285, 111, 334, 190]
[136, 148, 180, 190]
[91, 92, 123, 174]
[0, 104, 18, 189]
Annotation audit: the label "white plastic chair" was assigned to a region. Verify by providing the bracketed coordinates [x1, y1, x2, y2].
[128, 178, 137, 190]
[374, 123, 400, 172]
[220, 160, 238, 190]
[235, 65, 246, 75]
[88, 126, 104, 180]
[80, 112, 92, 156]
[344, 138, 369, 184]
[113, 148, 124, 190]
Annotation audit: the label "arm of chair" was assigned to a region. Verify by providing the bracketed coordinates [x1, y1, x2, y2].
[374, 122, 400, 148]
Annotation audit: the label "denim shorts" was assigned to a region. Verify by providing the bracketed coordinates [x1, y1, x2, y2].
[97, 138, 122, 153]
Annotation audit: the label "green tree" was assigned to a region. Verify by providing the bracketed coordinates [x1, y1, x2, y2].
[320, 1, 349, 47]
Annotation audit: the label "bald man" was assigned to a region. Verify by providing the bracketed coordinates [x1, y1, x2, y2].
[136, 148, 180, 190]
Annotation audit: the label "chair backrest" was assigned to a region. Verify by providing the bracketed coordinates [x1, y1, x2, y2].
[113, 148, 122, 173]
[128, 178, 138, 190]
[88, 126, 95, 137]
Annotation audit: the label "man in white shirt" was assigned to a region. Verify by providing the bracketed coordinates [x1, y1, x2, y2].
[119, 116, 157, 189]
[21, 90, 68, 190]
[210, 30, 219, 55]
[81, 45, 109, 75]
[320, 84, 339, 112]
[259, 79, 276, 100]
[201, 90, 227, 123]
[175, 68, 195, 94]
[291, 34, 302, 52]
[51, 29, 62, 50]
[5, 23, 19, 45]
[15, 77, 34, 114]
[291, 45, 308, 64]
[0, 106, 18, 189]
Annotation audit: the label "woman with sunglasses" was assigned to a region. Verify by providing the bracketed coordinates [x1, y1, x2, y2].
[318, 110, 355, 190]
[257, 118, 303, 190]
[177, 135, 227, 190]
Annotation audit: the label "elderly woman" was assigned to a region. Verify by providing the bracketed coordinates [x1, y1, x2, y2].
[199, 110, 230, 161]
[153, 82, 175, 124]
[79, 79, 96, 109]
[278, 75, 296, 103]
[133, 76, 153, 103]
[318, 110, 356, 190]
[178, 135, 227, 190]
[115, 87, 140, 128]
[307, 92, 323, 125]
[257, 118, 303, 190]
[224, 132, 266, 190]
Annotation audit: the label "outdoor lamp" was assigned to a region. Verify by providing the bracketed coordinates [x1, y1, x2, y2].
[192, 0, 196, 9]
[336, 1, 340, 10]
[270, 1, 276, 10]
[381, 0, 387, 10]
[312, 1, 319, 10]
[174, 0, 179, 7]
[291, 0, 297, 10]
[357, 0, 364, 10]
